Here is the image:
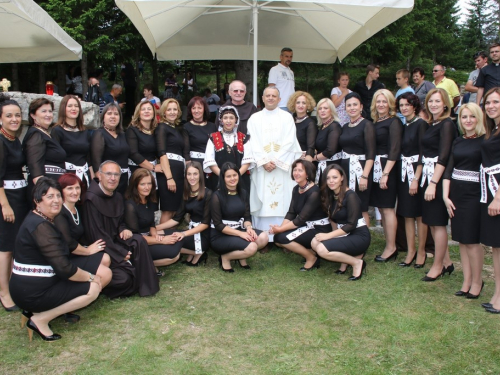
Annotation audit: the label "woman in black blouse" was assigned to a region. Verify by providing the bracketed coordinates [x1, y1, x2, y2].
[420, 88, 457, 281]
[10, 178, 104, 341]
[311, 164, 370, 280]
[126, 101, 162, 177]
[369, 89, 402, 262]
[271, 160, 330, 271]
[52, 95, 92, 187]
[210, 162, 268, 272]
[157, 161, 212, 266]
[91, 103, 130, 196]
[286, 91, 317, 162]
[23, 98, 67, 198]
[156, 98, 190, 223]
[312, 98, 342, 184]
[0, 95, 29, 312]
[124, 169, 183, 275]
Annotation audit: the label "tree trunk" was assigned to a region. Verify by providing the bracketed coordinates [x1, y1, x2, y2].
[135, 48, 141, 104]
[38, 64, 46, 94]
[81, 53, 88, 92]
[216, 61, 220, 96]
[234, 60, 253, 105]
[152, 56, 159, 98]
[11, 63, 19, 91]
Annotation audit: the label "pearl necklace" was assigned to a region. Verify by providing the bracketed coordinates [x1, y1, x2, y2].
[295, 115, 308, 123]
[406, 115, 419, 125]
[349, 117, 363, 127]
[63, 203, 80, 225]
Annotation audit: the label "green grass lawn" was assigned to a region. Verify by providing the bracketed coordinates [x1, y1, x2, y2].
[1, 231, 499, 375]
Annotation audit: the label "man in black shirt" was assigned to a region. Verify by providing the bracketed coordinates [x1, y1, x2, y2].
[353, 65, 385, 121]
[476, 42, 500, 105]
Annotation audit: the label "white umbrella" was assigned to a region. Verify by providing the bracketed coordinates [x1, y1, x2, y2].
[0, 0, 82, 63]
[116, 0, 413, 104]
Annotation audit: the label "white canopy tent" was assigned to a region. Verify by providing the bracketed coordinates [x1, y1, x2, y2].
[0, 0, 82, 63]
[116, 0, 414, 104]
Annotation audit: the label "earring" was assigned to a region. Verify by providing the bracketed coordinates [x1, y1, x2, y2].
[444, 106, 448, 111]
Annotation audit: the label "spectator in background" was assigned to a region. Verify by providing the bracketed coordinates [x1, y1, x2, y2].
[183, 72, 194, 92]
[432, 64, 460, 109]
[203, 88, 220, 123]
[164, 85, 182, 103]
[353, 65, 385, 121]
[165, 74, 177, 91]
[104, 84, 125, 110]
[121, 63, 137, 117]
[269, 47, 295, 111]
[412, 67, 435, 109]
[221, 82, 230, 102]
[141, 83, 161, 107]
[464, 51, 488, 105]
[395, 69, 415, 124]
[84, 77, 106, 113]
[95, 69, 108, 97]
[330, 72, 352, 125]
[475, 43, 500, 105]
[66, 66, 83, 98]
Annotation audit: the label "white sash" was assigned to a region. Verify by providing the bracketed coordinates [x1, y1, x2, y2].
[315, 152, 343, 184]
[373, 154, 388, 183]
[3, 179, 27, 189]
[12, 260, 55, 277]
[336, 218, 367, 238]
[480, 163, 500, 203]
[420, 156, 438, 187]
[121, 167, 130, 180]
[44, 165, 66, 175]
[401, 154, 419, 187]
[342, 152, 366, 190]
[190, 151, 205, 159]
[452, 168, 479, 183]
[286, 217, 330, 241]
[211, 218, 245, 230]
[65, 162, 89, 186]
[166, 153, 185, 163]
[189, 221, 203, 254]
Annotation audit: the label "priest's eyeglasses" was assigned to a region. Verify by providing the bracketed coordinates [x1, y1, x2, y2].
[101, 172, 121, 178]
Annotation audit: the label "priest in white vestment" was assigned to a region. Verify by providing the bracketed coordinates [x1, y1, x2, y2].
[244, 86, 302, 241]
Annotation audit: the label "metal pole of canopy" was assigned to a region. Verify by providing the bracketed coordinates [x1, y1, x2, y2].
[252, 1, 258, 106]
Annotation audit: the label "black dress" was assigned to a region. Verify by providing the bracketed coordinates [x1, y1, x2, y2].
[125, 126, 158, 176]
[51, 126, 91, 186]
[155, 123, 190, 211]
[420, 118, 457, 226]
[184, 121, 217, 189]
[210, 190, 262, 254]
[443, 136, 483, 244]
[480, 132, 500, 247]
[397, 118, 428, 218]
[172, 188, 212, 253]
[10, 212, 92, 312]
[315, 121, 342, 183]
[295, 117, 317, 158]
[124, 199, 183, 260]
[0, 134, 29, 251]
[274, 185, 330, 248]
[90, 128, 130, 196]
[23, 127, 67, 198]
[369, 117, 402, 208]
[321, 190, 371, 256]
[339, 119, 376, 211]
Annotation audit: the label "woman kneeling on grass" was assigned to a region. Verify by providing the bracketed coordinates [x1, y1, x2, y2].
[311, 164, 371, 281]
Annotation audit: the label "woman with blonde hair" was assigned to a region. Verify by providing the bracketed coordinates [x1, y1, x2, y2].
[443, 102, 485, 298]
[287, 91, 317, 162]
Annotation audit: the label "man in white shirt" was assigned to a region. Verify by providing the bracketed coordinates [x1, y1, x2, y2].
[268, 48, 295, 111]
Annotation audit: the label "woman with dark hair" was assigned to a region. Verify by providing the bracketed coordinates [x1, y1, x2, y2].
[330, 72, 352, 125]
[157, 161, 212, 266]
[124, 168, 183, 275]
[312, 98, 342, 183]
[479, 88, 500, 313]
[126, 101, 161, 177]
[210, 162, 268, 272]
[271, 160, 330, 271]
[91, 103, 130, 196]
[156, 98, 190, 223]
[420, 88, 457, 282]
[286, 91, 317, 162]
[339, 92, 375, 226]
[23, 98, 67, 198]
[203, 106, 251, 192]
[52, 95, 91, 187]
[10, 177, 107, 341]
[311, 164, 370, 280]
[396, 92, 429, 267]
[369, 89, 402, 263]
[0, 95, 29, 311]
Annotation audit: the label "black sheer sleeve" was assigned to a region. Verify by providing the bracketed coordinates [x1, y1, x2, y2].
[341, 191, 362, 234]
[322, 122, 341, 158]
[90, 130, 105, 172]
[243, 193, 251, 223]
[210, 191, 225, 232]
[126, 127, 146, 165]
[53, 213, 79, 252]
[124, 201, 140, 234]
[292, 190, 321, 227]
[437, 119, 457, 167]
[417, 120, 428, 163]
[306, 119, 318, 157]
[201, 189, 212, 225]
[182, 129, 191, 161]
[284, 191, 298, 221]
[33, 221, 77, 279]
[172, 198, 186, 223]
[156, 124, 168, 157]
[0, 141, 6, 186]
[388, 118, 402, 161]
[443, 138, 458, 180]
[25, 131, 46, 178]
[363, 121, 376, 161]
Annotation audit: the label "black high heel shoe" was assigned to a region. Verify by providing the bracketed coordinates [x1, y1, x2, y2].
[0, 296, 19, 312]
[466, 281, 484, 299]
[414, 254, 427, 269]
[300, 257, 320, 271]
[237, 260, 251, 270]
[181, 255, 194, 265]
[63, 312, 80, 323]
[218, 256, 234, 273]
[374, 250, 398, 263]
[348, 260, 366, 281]
[421, 267, 445, 282]
[443, 263, 455, 276]
[27, 319, 61, 342]
[334, 265, 351, 275]
[398, 253, 417, 267]
[187, 252, 208, 267]
[482, 302, 493, 309]
[454, 289, 470, 297]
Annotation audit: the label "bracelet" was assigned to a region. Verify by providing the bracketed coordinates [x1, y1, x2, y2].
[246, 225, 252, 230]
[430, 180, 437, 185]
[88, 272, 94, 282]
[167, 177, 173, 180]
[382, 172, 389, 177]
[361, 175, 368, 180]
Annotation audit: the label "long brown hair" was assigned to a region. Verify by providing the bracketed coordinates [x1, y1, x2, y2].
[320, 164, 348, 217]
[130, 101, 158, 133]
[125, 168, 157, 204]
[483, 87, 500, 139]
[183, 161, 206, 201]
[56, 95, 84, 130]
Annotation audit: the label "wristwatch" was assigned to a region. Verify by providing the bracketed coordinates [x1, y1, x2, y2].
[88, 272, 95, 282]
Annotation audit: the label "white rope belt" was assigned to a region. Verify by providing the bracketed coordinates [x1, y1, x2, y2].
[189, 221, 203, 254]
[342, 152, 366, 190]
[3, 179, 27, 189]
[211, 218, 245, 230]
[128, 159, 158, 188]
[373, 154, 388, 183]
[315, 152, 342, 184]
[452, 168, 479, 183]
[401, 154, 419, 187]
[420, 156, 438, 187]
[336, 218, 367, 238]
[286, 217, 330, 241]
[44, 165, 66, 175]
[65, 162, 89, 186]
[480, 163, 500, 203]
[12, 260, 55, 277]
[190, 151, 205, 159]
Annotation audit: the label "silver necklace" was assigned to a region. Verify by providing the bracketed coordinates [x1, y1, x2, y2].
[63, 203, 80, 225]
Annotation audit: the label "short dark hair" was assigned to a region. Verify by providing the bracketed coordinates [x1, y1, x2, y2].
[344, 92, 362, 105]
[29, 98, 54, 126]
[0, 94, 21, 117]
[33, 177, 61, 205]
[489, 42, 500, 51]
[126, 168, 157, 204]
[473, 51, 488, 59]
[396, 92, 422, 115]
[218, 162, 243, 197]
[412, 67, 425, 77]
[281, 47, 293, 54]
[143, 83, 154, 92]
[366, 64, 380, 74]
[58, 173, 86, 203]
[291, 159, 316, 182]
[187, 96, 209, 122]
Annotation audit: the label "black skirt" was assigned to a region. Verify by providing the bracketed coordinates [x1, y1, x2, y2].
[157, 159, 184, 211]
[449, 179, 480, 244]
[0, 187, 29, 251]
[369, 158, 398, 208]
[320, 226, 371, 256]
[396, 161, 422, 218]
[421, 178, 449, 226]
[210, 228, 263, 255]
[480, 181, 500, 247]
[274, 224, 331, 248]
